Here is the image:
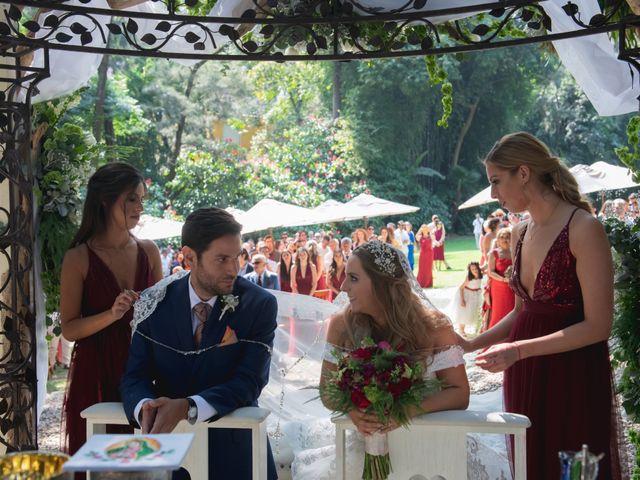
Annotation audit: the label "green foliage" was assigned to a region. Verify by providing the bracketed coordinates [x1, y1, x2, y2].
[615, 116, 640, 182]
[34, 101, 97, 331]
[250, 117, 367, 206]
[605, 216, 640, 476]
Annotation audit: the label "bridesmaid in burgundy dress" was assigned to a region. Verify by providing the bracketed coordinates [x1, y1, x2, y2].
[327, 250, 346, 301]
[290, 246, 318, 296]
[59, 163, 163, 456]
[278, 250, 293, 293]
[416, 224, 434, 288]
[461, 133, 623, 479]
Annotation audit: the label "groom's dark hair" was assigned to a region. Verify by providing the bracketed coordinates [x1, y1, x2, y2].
[182, 207, 242, 258]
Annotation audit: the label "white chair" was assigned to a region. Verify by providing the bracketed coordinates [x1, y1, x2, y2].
[332, 409, 530, 480]
[81, 402, 270, 480]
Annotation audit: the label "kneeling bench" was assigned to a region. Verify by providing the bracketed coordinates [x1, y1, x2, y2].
[332, 409, 530, 480]
[81, 402, 270, 480]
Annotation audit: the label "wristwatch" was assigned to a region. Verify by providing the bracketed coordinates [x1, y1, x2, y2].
[186, 398, 198, 425]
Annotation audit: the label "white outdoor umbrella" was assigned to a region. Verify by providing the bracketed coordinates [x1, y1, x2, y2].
[240, 199, 313, 234]
[341, 193, 419, 220]
[458, 161, 640, 209]
[130, 214, 184, 240]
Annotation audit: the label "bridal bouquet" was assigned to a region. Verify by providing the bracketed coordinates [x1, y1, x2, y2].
[320, 338, 441, 480]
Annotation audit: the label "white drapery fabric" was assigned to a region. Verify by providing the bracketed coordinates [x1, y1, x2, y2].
[26, 0, 639, 116]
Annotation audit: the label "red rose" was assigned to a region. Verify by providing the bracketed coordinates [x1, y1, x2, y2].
[388, 378, 412, 398]
[351, 389, 371, 409]
[351, 348, 372, 360]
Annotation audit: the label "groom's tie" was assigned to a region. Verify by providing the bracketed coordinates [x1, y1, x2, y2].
[193, 302, 212, 347]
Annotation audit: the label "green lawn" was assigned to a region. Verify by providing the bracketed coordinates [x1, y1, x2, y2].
[412, 236, 480, 289]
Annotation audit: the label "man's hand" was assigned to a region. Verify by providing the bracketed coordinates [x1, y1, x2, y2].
[140, 400, 158, 434]
[147, 397, 189, 434]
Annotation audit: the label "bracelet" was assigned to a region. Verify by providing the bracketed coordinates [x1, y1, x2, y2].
[513, 342, 522, 361]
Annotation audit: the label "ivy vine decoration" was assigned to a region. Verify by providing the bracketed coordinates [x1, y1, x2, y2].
[615, 115, 640, 183]
[425, 55, 452, 128]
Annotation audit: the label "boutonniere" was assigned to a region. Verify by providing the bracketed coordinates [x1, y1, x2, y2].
[219, 294, 240, 321]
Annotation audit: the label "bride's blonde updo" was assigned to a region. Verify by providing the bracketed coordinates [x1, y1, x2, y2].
[341, 241, 449, 353]
[483, 132, 591, 213]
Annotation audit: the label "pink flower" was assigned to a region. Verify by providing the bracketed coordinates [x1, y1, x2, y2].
[377, 341, 392, 351]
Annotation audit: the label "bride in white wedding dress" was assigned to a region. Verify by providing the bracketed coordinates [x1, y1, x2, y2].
[259, 241, 511, 480]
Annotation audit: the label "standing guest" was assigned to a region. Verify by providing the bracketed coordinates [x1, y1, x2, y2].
[317, 235, 331, 265]
[263, 234, 281, 263]
[628, 192, 639, 219]
[277, 250, 293, 293]
[405, 222, 416, 271]
[492, 208, 508, 227]
[366, 225, 376, 240]
[327, 250, 347, 301]
[353, 228, 368, 248]
[287, 240, 298, 256]
[160, 248, 173, 277]
[487, 228, 515, 329]
[480, 217, 501, 270]
[59, 162, 163, 455]
[396, 220, 410, 256]
[324, 238, 339, 272]
[460, 132, 623, 480]
[598, 199, 615, 220]
[472, 213, 484, 249]
[431, 215, 451, 271]
[290, 246, 318, 296]
[307, 240, 326, 290]
[508, 213, 521, 226]
[378, 226, 396, 247]
[340, 237, 353, 259]
[244, 254, 280, 290]
[237, 248, 253, 277]
[416, 224, 434, 288]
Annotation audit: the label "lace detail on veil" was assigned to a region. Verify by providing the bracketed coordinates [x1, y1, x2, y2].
[131, 269, 189, 333]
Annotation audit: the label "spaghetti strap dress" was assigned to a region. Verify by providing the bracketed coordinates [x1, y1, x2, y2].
[295, 262, 313, 295]
[505, 209, 622, 479]
[62, 242, 154, 455]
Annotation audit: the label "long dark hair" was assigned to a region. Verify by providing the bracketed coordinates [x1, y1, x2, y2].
[467, 262, 482, 281]
[329, 250, 345, 280]
[279, 251, 292, 282]
[70, 162, 145, 248]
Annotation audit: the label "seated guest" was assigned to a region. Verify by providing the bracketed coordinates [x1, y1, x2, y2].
[238, 248, 253, 277]
[245, 254, 280, 290]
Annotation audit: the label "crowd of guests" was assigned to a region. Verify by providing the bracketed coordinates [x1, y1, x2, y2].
[153, 219, 446, 302]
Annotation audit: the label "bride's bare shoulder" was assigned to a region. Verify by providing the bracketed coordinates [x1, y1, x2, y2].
[432, 323, 458, 349]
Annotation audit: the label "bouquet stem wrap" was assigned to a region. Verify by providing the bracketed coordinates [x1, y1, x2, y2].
[363, 432, 391, 480]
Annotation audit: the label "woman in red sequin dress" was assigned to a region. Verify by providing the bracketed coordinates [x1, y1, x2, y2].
[461, 133, 623, 479]
[59, 163, 163, 456]
[487, 228, 515, 329]
[416, 224, 434, 288]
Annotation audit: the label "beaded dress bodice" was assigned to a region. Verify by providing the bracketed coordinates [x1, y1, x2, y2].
[510, 213, 582, 306]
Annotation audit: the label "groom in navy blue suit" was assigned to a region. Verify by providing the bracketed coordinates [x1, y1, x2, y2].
[121, 207, 277, 479]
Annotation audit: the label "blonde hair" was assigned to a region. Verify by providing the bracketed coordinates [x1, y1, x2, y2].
[340, 245, 448, 353]
[484, 132, 591, 213]
[496, 227, 512, 240]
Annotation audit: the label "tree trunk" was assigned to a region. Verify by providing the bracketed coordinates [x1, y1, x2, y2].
[166, 60, 206, 183]
[332, 61, 342, 119]
[93, 54, 110, 142]
[451, 98, 479, 224]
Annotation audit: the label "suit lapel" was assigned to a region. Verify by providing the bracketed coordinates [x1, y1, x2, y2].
[171, 275, 195, 351]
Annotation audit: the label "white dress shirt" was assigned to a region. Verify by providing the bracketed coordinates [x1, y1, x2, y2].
[133, 276, 218, 426]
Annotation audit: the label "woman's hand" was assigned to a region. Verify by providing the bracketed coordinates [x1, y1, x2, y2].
[348, 410, 385, 436]
[110, 290, 139, 320]
[475, 342, 520, 372]
[460, 299, 466, 308]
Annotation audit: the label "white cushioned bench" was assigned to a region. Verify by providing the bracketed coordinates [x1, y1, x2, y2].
[81, 402, 270, 480]
[332, 409, 530, 480]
